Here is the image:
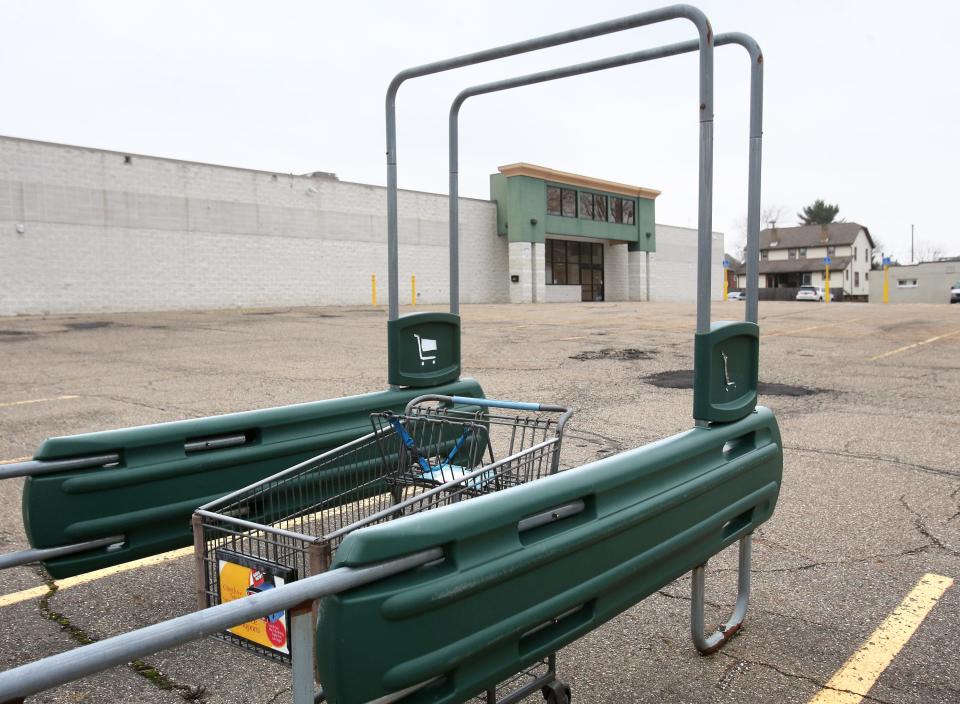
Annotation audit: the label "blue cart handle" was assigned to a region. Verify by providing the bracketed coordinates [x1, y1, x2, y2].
[447, 396, 541, 412]
[406, 394, 572, 415]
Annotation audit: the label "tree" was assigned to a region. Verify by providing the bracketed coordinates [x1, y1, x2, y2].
[733, 204, 787, 259]
[797, 199, 840, 225]
[871, 237, 885, 269]
[915, 242, 943, 263]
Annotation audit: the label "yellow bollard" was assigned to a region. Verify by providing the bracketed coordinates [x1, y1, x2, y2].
[723, 276, 728, 301]
[883, 264, 889, 304]
[411, 274, 416, 306]
[824, 265, 831, 304]
[371, 273, 377, 306]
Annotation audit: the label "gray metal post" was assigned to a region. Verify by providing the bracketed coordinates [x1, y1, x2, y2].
[691, 534, 752, 654]
[290, 606, 316, 704]
[448, 118, 460, 315]
[719, 32, 764, 325]
[385, 4, 714, 321]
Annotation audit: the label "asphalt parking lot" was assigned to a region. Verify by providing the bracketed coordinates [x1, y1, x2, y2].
[0, 300, 958, 704]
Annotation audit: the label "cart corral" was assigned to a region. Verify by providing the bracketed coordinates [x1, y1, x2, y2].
[0, 4, 787, 702]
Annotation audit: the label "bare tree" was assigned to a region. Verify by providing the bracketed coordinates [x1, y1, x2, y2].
[734, 204, 787, 260]
[915, 242, 944, 263]
[761, 204, 787, 229]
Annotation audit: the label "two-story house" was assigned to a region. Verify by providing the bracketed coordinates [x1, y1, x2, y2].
[735, 222, 874, 300]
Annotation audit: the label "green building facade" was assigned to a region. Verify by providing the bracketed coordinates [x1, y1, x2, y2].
[489, 164, 659, 303]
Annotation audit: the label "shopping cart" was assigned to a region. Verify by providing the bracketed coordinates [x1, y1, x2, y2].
[193, 394, 573, 699]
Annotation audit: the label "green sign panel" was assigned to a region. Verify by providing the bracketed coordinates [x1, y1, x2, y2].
[693, 321, 759, 423]
[387, 312, 461, 387]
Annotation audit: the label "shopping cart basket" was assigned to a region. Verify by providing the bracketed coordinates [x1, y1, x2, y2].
[192, 395, 574, 674]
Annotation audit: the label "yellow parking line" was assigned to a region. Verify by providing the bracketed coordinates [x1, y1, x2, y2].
[808, 573, 953, 704]
[765, 317, 865, 338]
[0, 546, 194, 609]
[0, 395, 78, 409]
[870, 329, 960, 361]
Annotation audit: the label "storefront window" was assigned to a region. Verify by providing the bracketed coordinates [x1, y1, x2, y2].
[593, 195, 607, 221]
[546, 187, 561, 215]
[551, 187, 638, 227]
[608, 197, 622, 224]
[579, 192, 594, 220]
[546, 239, 604, 301]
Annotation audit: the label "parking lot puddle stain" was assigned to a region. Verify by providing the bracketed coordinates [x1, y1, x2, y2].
[64, 321, 115, 330]
[570, 348, 657, 361]
[644, 370, 822, 397]
[808, 573, 954, 704]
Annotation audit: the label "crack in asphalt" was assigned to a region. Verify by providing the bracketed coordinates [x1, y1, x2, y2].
[785, 445, 960, 480]
[81, 393, 179, 415]
[899, 495, 960, 557]
[562, 429, 626, 459]
[716, 652, 897, 704]
[753, 531, 819, 563]
[653, 587, 901, 703]
[265, 685, 291, 704]
[36, 571, 207, 702]
[715, 658, 749, 691]
[740, 544, 931, 575]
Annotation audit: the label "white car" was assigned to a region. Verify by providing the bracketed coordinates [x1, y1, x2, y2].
[796, 286, 825, 302]
[951, 282, 960, 304]
[728, 290, 745, 301]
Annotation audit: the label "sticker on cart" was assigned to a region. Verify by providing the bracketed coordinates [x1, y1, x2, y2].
[216, 550, 297, 655]
[413, 334, 438, 366]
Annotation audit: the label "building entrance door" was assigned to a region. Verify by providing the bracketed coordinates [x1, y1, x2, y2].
[581, 264, 604, 301]
[580, 242, 604, 301]
[545, 239, 605, 302]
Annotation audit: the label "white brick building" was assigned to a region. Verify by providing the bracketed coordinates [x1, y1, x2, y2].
[0, 136, 721, 315]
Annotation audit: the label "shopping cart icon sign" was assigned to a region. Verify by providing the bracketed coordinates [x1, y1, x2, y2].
[413, 334, 438, 366]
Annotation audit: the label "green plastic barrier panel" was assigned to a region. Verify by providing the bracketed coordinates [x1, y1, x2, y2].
[693, 321, 759, 424]
[316, 407, 782, 704]
[22, 378, 485, 578]
[387, 313, 461, 388]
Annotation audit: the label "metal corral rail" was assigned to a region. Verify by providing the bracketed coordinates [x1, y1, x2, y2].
[0, 548, 443, 704]
[0, 380, 487, 578]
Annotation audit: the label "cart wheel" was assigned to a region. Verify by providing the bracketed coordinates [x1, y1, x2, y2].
[540, 681, 572, 704]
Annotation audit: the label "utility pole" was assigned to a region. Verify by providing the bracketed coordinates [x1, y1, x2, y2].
[911, 224, 914, 263]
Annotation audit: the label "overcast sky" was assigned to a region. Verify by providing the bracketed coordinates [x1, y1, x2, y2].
[2, 1, 957, 263]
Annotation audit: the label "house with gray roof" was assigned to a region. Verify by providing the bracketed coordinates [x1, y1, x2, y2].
[735, 223, 874, 300]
